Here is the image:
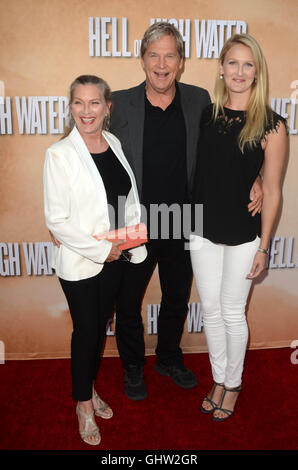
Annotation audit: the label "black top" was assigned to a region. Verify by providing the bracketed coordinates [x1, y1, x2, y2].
[141, 86, 188, 237]
[91, 146, 131, 230]
[192, 104, 287, 245]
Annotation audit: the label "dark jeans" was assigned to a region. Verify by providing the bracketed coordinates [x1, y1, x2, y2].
[59, 261, 126, 401]
[115, 238, 193, 367]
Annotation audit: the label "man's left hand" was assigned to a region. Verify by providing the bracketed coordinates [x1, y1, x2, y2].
[248, 175, 263, 216]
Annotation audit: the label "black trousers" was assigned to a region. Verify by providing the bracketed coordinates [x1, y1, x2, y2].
[59, 261, 126, 401]
[115, 238, 193, 367]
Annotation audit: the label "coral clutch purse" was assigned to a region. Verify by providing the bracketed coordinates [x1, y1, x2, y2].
[94, 223, 148, 251]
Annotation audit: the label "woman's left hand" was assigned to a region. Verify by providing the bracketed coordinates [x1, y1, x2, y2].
[246, 251, 267, 279]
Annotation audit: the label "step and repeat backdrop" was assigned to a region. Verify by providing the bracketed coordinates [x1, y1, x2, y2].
[0, 0, 297, 360]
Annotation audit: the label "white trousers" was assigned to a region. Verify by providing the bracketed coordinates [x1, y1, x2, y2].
[190, 235, 260, 388]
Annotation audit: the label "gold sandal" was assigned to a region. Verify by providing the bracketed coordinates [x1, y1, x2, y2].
[93, 390, 113, 419]
[76, 404, 101, 446]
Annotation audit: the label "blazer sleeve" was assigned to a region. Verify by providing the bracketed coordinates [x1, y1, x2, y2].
[43, 147, 112, 264]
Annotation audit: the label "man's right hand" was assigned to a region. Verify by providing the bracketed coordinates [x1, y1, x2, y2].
[49, 231, 61, 247]
[49, 232, 124, 262]
[105, 240, 124, 262]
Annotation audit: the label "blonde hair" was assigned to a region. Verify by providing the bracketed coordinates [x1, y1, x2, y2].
[63, 75, 111, 138]
[140, 22, 184, 59]
[214, 34, 273, 152]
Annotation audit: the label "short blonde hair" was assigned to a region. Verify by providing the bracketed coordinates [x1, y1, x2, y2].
[140, 22, 184, 59]
[64, 75, 111, 137]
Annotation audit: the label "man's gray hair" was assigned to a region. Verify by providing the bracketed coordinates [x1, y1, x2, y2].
[140, 22, 185, 59]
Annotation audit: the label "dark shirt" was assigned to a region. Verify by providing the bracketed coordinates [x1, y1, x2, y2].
[192, 104, 287, 245]
[141, 87, 188, 238]
[91, 146, 131, 230]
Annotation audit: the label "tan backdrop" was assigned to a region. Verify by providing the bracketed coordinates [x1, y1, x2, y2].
[0, 0, 297, 360]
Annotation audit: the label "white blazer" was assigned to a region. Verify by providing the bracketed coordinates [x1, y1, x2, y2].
[43, 126, 147, 281]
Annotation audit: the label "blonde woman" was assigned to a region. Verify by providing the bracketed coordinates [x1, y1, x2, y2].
[190, 34, 288, 421]
[44, 75, 146, 444]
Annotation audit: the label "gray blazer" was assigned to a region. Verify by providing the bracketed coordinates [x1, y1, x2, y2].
[110, 81, 211, 198]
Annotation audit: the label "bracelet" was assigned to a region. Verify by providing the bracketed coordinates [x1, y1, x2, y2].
[258, 247, 269, 255]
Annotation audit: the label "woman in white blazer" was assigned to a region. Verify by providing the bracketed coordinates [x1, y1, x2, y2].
[43, 75, 146, 445]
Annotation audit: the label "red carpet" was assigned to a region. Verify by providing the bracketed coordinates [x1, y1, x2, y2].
[0, 348, 297, 451]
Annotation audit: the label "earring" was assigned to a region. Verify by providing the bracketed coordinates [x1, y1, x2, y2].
[104, 113, 110, 130]
[69, 113, 75, 128]
[220, 74, 223, 80]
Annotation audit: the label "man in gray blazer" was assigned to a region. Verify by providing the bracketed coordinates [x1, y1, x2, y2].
[110, 22, 211, 400]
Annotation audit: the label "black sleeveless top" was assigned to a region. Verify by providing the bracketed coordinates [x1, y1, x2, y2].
[192, 104, 287, 245]
[91, 147, 131, 230]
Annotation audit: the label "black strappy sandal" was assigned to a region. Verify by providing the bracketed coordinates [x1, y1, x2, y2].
[212, 385, 242, 422]
[200, 382, 225, 414]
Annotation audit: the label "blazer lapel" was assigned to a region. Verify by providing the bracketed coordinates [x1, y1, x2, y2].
[177, 82, 197, 188]
[68, 126, 109, 216]
[103, 130, 141, 220]
[127, 82, 146, 194]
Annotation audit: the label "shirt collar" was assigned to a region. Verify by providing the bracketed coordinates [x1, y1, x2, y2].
[144, 82, 181, 111]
